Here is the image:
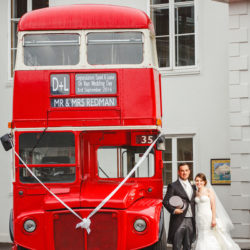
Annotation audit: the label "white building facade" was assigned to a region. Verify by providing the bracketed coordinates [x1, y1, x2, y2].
[0, 0, 249, 247]
[214, 0, 250, 247]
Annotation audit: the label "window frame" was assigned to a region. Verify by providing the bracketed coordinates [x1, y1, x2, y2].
[162, 134, 196, 187]
[84, 29, 151, 68]
[86, 31, 144, 65]
[150, 0, 199, 75]
[23, 33, 81, 67]
[9, 0, 49, 80]
[16, 131, 78, 184]
[15, 29, 156, 71]
[97, 145, 156, 179]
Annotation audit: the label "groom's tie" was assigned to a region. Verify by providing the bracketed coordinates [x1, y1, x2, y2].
[183, 181, 192, 200]
[181, 180, 193, 217]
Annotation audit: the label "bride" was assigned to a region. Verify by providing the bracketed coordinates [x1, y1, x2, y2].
[194, 173, 241, 250]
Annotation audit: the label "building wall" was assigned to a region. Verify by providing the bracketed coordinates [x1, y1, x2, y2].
[227, 0, 250, 239]
[50, 0, 149, 13]
[161, 0, 231, 237]
[0, 0, 14, 242]
[0, 0, 244, 243]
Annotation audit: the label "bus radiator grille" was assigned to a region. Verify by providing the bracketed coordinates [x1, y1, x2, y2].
[53, 211, 118, 250]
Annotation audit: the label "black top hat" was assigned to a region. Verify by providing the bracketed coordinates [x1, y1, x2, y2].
[169, 196, 187, 211]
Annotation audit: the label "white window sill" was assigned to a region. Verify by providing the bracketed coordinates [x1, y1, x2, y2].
[159, 67, 200, 77]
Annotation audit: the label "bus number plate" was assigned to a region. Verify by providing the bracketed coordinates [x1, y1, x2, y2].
[135, 135, 157, 145]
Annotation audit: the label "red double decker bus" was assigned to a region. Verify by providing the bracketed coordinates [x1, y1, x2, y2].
[5, 4, 165, 250]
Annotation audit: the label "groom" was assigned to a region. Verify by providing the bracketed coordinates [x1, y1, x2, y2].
[163, 163, 196, 250]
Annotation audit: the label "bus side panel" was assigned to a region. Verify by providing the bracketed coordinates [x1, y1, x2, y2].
[13, 70, 49, 127]
[121, 68, 157, 126]
[13, 183, 47, 250]
[153, 69, 162, 121]
[126, 200, 163, 249]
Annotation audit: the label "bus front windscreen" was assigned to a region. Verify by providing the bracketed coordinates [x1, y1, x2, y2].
[19, 132, 76, 183]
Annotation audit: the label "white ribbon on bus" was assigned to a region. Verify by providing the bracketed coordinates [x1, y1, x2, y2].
[11, 132, 162, 234]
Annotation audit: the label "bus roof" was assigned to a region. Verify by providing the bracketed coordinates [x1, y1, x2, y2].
[18, 4, 154, 32]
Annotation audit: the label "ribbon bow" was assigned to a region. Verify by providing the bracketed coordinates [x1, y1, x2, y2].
[76, 218, 91, 234]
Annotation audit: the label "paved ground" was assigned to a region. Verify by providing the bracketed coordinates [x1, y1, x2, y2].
[1, 243, 248, 250]
[0, 244, 11, 250]
[0, 243, 173, 249]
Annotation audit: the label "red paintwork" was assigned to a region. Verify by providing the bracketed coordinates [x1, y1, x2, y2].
[12, 4, 163, 250]
[13, 69, 161, 128]
[13, 130, 163, 249]
[18, 4, 154, 33]
[13, 203, 162, 250]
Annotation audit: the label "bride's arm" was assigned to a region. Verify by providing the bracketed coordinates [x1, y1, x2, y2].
[209, 189, 217, 227]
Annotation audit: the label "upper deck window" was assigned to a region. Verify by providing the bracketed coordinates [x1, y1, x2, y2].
[23, 34, 80, 66]
[87, 32, 143, 65]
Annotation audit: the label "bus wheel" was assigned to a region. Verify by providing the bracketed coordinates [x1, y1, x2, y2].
[9, 209, 14, 242]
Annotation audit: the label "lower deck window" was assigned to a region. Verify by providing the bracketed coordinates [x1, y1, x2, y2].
[97, 146, 155, 178]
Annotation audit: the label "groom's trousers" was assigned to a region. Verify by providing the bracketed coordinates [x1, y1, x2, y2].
[173, 218, 193, 250]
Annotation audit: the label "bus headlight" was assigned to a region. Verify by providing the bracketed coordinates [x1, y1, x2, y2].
[134, 219, 147, 232]
[23, 219, 36, 233]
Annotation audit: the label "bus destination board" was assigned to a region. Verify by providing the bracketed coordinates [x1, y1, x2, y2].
[51, 97, 117, 108]
[75, 73, 116, 94]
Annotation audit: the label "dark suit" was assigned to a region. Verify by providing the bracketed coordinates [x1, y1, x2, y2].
[163, 179, 196, 249]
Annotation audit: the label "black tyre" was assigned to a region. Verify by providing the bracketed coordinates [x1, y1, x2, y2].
[17, 246, 29, 250]
[153, 226, 167, 250]
[9, 209, 14, 242]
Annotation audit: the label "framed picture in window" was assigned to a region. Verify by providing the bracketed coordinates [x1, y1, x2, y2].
[211, 159, 231, 185]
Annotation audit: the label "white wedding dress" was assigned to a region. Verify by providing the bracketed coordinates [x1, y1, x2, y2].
[194, 195, 241, 250]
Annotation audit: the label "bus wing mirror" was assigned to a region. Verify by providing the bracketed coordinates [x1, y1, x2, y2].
[156, 136, 165, 151]
[1, 134, 13, 151]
